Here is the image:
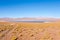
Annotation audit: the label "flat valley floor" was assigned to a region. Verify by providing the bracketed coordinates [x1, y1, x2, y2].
[0, 22, 60, 40]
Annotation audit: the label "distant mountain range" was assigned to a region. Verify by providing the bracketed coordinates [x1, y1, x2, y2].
[0, 17, 60, 22]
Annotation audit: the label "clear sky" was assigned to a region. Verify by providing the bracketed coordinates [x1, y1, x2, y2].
[0, 0, 60, 18]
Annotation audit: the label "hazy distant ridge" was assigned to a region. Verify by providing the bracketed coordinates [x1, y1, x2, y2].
[0, 18, 60, 22]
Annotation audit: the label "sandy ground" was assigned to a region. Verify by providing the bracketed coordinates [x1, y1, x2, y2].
[0, 22, 60, 40]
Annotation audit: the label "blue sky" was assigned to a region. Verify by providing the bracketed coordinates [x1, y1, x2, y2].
[0, 0, 60, 18]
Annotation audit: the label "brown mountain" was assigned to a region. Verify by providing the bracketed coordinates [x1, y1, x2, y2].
[0, 17, 60, 22]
